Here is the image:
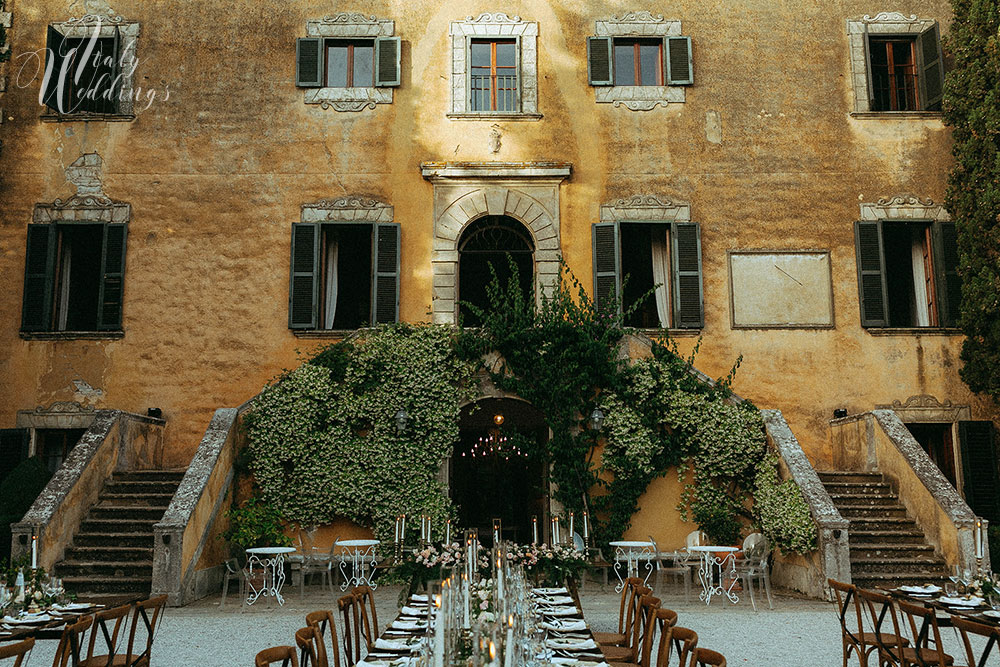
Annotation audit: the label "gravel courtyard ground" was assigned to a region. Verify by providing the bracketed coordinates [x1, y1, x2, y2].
[20, 582, 979, 666]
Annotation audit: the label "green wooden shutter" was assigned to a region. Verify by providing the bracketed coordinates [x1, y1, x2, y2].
[854, 221, 888, 327]
[296, 37, 323, 88]
[917, 23, 944, 111]
[97, 223, 127, 331]
[21, 224, 56, 332]
[959, 421, 1000, 522]
[665, 36, 694, 85]
[0, 429, 29, 485]
[288, 223, 320, 329]
[672, 222, 704, 328]
[932, 221, 961, 328]
[42, 26, 68, 112]
[592, 222, 620, 313]
[371, 223, 400, 324]
[587, 37, 613, 86]
[375, 37, 401, 87]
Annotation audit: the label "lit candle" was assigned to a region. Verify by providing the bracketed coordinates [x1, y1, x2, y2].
[401, 514, 406, 545]
[395, 515, 401, 546]
[569, 512, 575, 541]
[489, 640, 497, 666]
[496, 556, 504, 602]
[532, 516, 538, 545]
[976, 519, 985, 559]
[445, 520, 451, 546]
[31, 533, 37, 569]
[583, 511, 590, 542]
[432, 594, 444, 667]
[463, 577, 471, 628]
[504, 615, 514, 667]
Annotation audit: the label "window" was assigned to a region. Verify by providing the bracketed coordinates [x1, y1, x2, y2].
[37, 428, 85, 474]
[20, 222, 128, 334]
[288, 222, 400, 330]
[470, 39, 518, 112]
[613, 39, 663, 86]
[847, 15, 944, 114]
[458, 216, 534, 327]
[854, 220, 959, 328]
[294, 13, 399, 112]
[592, 220, 703, 329]
[588, 35, 692, 87]
[41, 17, 139, 118]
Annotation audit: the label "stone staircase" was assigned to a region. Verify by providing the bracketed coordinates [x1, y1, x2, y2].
[818, 471, 950, 589]
[53, 470, 184, 601]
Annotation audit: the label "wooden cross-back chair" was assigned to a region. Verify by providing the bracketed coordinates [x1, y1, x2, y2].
[117, 594, 168, 667]
[594, 577, 645, 647]
[351, 585, 379, 650]
[953, 615, 1000, 667]
[896, 599, 956, 667]
[79, 603, 132, 667]
[53, 615, 93, 667]
[829, 579, 908, 667]
[601, 592, 658, 664]
[337, 594, 363, 667]
[305, 610, 342, 667]
[255, 646, 299, 667]
[693, 647, 728, 667]
[649, 608, 679, 667]
[669, 627, 699, 667]
[0, 637, 35, 667]
[856, 588, 933, 667]
[295, 626, 328, 667]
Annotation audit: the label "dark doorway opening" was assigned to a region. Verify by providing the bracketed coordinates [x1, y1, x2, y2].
[906, 422, 957, 487]
[458, 216, 534, 327]
[451, 398, 547, 546]
[37, 428, 86, 474]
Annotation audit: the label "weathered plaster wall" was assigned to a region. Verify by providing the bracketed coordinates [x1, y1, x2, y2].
[0, 1, 985, 483]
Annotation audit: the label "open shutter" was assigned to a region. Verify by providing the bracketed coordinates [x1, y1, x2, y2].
[375, 37, 401, 87]
[917, 23, 944, 111]
[296, 37, 323, 88]
[959, 421, 1000, 522]
[932, 221, 961, 328]
[21, 225, 56, 332]
[665, 36, 694, 85]
[592, 222, 620, 313]
[0, 429, 29, 485]
[288, 223, 320, 329]
[371, 223, 400, 324]
[672, 222, 703, 328]
[854, 221, 888, 327]
[587, 37, 613, 86]
[97, 223, 127, 331]
[42, 26, 68, 112]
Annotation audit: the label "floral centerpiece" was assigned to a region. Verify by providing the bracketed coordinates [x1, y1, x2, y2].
[1, 566, 65, 613]
[395, 542, 467, 598]
[504, 543, 588, 586]
[472, 578, 497, 625]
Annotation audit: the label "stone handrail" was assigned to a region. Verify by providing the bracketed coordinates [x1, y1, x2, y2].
[152, 408, 239, 606]
[830, 410, 988, 571]
[10, 410, 165, 569]
[762, 409, 850, 599]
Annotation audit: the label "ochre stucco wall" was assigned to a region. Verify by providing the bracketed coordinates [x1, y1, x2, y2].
[0, 1, 990, 536]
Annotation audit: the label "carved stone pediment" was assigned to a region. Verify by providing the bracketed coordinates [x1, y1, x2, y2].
[31, 401, 96, 415]
[862, 12, 918, 22]
[466, 12, 522, 24]
[600, 195, 691, 222]
[859, 195, 950, 222]
[607, 11, 664, 23]
[300, 197, 394, 224]
[33, 154, 131, 224]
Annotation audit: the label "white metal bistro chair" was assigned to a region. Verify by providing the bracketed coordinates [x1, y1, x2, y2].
[734, 532, 773, 611]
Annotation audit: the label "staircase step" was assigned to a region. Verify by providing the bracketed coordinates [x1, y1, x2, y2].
[113, 470, 186, 483]
[79, 518, 159, 533]
[73, 533, 154, 549]
[97, 492, 175, 506]
[64, 546, 153, 561]
[822, 481, 894, 495]
[89, 505, 170, 521]
[838, 506, 909, 519]
[851, 572, 952, 589]
[102, 480, 181, 495]
[818, 471, 886, 484]
[60, 576, 151, 595]
[845, 517, 919, 532]
[851, 544, 936, 557]
[850, 557, 947, 575]
[53, 560, 153, 578]
[829, 493, 901, 506]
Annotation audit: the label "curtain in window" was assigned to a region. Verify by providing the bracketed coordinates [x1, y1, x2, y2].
[910, 235, 930, 327]
[324, 238, 339, 329]
[57, 241, 72, 331]
[651, 228, 670, 328]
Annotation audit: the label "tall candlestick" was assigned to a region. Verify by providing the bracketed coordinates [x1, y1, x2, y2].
[432, 594, 444, 667]
[463, 578, 471, 629]
[31, 533, 37, 569]
[532, 516, 538, 545]
[401, 514, 406, 546]
[976, 519, 985, 559]
[569, 512, 574, 542]
[504, 616, 514, 667]
[445, 520, 452, 546]
[583, 511, 590, 542]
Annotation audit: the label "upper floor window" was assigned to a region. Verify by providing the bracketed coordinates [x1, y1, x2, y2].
[612, 38, 664, 86]
[295, 14, 399, 112]
[41, 15, 140, 120]
[470, 39, 518, 112]
[847, 13, 943, 114]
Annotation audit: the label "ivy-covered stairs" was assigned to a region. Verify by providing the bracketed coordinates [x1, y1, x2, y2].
[819, 471, 950, 588]
[52, 470, 184, 601]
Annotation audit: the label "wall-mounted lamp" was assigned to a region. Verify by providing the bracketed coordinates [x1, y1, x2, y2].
[589, 407, 605, 431]
[833, 409, 848, 419]
[395, 409, 410, 434]
[147, 408, 163, 419]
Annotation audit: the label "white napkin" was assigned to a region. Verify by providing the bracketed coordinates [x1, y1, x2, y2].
[983, 610, 1000, 619]
[374, 637, 422, 652]
[51, 603, 92, 611]
[533, 587, 568, 595]
[391, 619, 428, 630]
[410, 594, 429, 603]
[546, 638, 598, 651]
[3, 614, 52, 624]
[900, 585, 941, 594]
[939, 596, 984, 607]
[540, 606, 579, 617]
[541, 619, 587, 632]
[538, 595, 575, 605]
[400, 606, 428, 617]
[550, 659, 610, 666]
[357, 659, 416, 667]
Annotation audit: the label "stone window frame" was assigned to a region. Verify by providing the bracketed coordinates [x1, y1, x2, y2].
[846, 12, 942, 116]
[593, 12, 686, 111]
[303, 13, 395, 112]
[41, 14, 140, 122]
[448, 13, 541, 120]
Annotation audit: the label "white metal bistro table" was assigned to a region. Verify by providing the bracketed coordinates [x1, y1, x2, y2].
[609, 540, 655, 593]
[245, 546, 297, 606]
[336, 539, 381, 591]
[687, 545, 740, 605]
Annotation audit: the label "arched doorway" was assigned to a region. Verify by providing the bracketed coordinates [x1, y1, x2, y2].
[451, 398, 548, 546]
[458, 216, 534, 326]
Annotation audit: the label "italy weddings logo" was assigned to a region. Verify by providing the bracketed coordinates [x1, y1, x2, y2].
[12, 16, 170, 113]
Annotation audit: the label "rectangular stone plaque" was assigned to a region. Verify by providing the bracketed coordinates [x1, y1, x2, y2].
[729, 251, 834, 328]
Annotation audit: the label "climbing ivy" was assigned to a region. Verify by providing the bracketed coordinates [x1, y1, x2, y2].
[943, 0, 1000, 400]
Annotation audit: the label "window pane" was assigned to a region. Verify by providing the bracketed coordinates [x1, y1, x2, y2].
[614, 42, 635, 85]
[471, 41, 492, 68]
[353, 43, 373, 87]
[495, 41, 516, 68]
[639, 43, 660, 86]
[326, 44, 348, 87]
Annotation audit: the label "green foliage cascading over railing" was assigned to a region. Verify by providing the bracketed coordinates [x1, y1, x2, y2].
[943, 0, 1000, 400]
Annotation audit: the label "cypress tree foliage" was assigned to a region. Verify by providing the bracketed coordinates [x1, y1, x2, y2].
[944, 0, 1000, 399]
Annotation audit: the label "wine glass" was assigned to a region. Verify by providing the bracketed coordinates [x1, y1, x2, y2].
[947, 565, 960, 596]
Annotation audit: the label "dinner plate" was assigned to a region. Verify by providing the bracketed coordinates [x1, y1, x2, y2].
[939, 596, 984, 607]
[982, 610, 1000, 619]
[900, 585, 942, 595]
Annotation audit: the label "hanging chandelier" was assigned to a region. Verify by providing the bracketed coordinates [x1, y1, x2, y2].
[461, 414, 527, 460]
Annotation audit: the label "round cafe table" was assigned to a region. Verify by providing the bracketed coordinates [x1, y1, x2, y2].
[336, 539, 381, 591]
[687, 546, 740, 605]
[245, 546, 297, 606]
[609, 540, 655, 593]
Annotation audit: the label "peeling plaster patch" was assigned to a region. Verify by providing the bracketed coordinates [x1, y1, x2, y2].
[72, 379, 104, 403]
[705, 110, 722, 144]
